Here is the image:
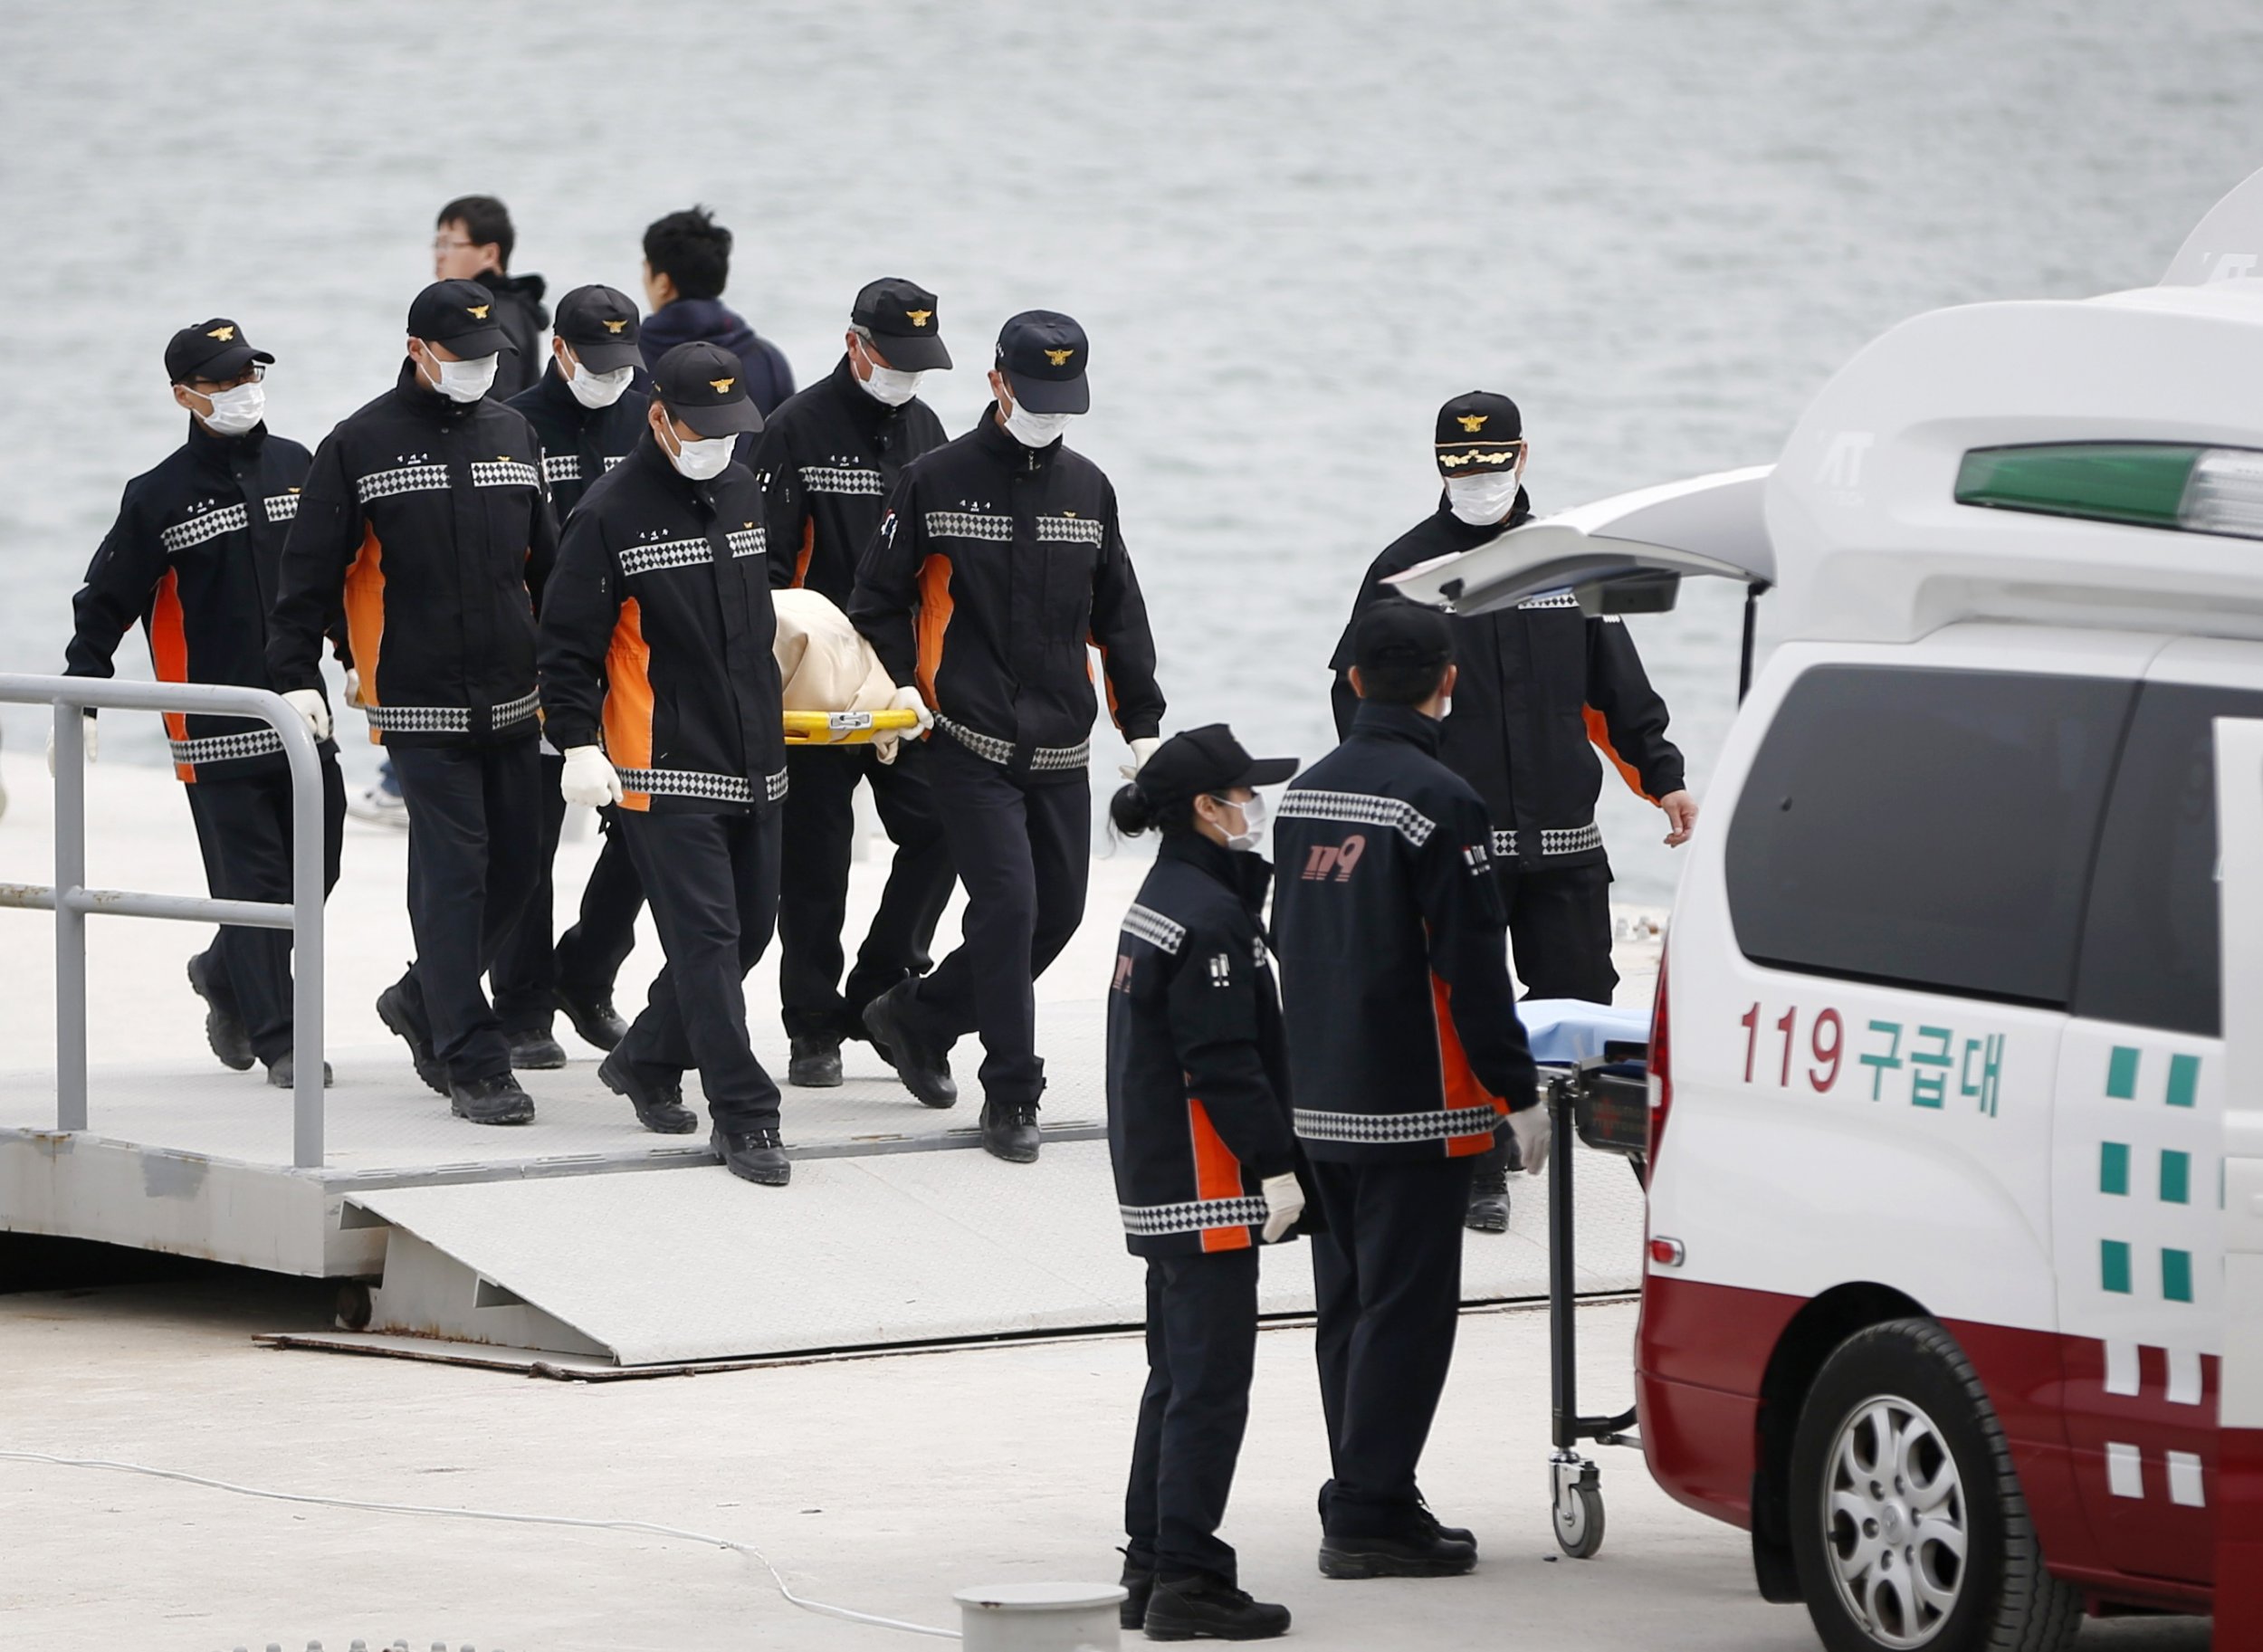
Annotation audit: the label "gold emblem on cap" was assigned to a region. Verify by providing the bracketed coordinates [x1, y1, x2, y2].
[1456, 413, 1488, 433]
[206, 324, 236, 341]
[467, 303, 491, 320]
[710, 376, 736, 394]
[906, 309, 932, 328]
[602, 319, 627, 334]
[1043, 347, 1075, 367]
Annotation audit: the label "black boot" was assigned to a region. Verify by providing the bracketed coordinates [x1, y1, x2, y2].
[1315, 1527, 1476, 1580]
[599, 1049, 698, 1134]
[263, 1052, 334, 1089]
[186, 953, 253, 1071]
[861, 979, 957, 1108]
[1315, 1480, 1472, 1551]
[551, 982, 626, 1051]
[506, 1026, 568, 1070]
[449, 1073, 537, 1126]
[1465, 1141, 1510, 1234]
[375, 978, 448, 1096]
[1142, 1574, 1290, 1641]
[712, 1125, 790, 1187]
[1118, 1550, 1156, 1630]
[788, 1035, 843, 1088]
[979, 1099, 1040, 1164]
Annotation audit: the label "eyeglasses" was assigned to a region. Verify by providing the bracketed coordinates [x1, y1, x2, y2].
[432, 236, 475, 253]
[186, 363, 266, 391]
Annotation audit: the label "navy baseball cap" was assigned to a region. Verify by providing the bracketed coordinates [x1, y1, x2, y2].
[1136, 723, 1299, 810]
[650, 341, 765, 436]
[166, 319, 272, 385]
[996, 310, 1090, 415]
[554, 284, 643, 372]
[853, 277, 951, 371]
[1435, 391, 1524, 476]
[407, 279, 515, 358]
[1354, 599, 1455, 673]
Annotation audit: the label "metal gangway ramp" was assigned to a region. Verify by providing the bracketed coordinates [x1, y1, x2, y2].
[0, 674, 1647, 1370]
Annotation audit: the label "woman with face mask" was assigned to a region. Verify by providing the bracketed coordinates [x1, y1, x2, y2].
[1102, 722, 1306, 1643]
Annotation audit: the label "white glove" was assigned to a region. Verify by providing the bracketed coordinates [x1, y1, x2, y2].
[873, 685, 932, 767]
[1119, 735, 1161, 780]
[560, 744, 624, 807]
[1507, 1103, 1552, 1178]
[1260, 1171, 1306, 1243]
[343, 667, 363, 707]
[44, 713, 98, 777]
[281, 688, 330, 742]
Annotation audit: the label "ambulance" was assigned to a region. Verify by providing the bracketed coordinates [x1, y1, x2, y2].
[1393, 173, 2263, 1649]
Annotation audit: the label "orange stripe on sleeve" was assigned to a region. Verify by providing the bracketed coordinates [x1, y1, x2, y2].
[1188, 1098, 1254, 1252]
[1584, 704, 1656, 805]
[1431, 971, 1508, 1158]
[792, 520, 815, 589]
[603, 596, 654, 812]
[149, 569, 193, 780]
[914, 553, 953, 707]
[345, 526, 387, 746]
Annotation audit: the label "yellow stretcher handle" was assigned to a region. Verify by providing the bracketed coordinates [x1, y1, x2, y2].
[782, 708, 923, 746]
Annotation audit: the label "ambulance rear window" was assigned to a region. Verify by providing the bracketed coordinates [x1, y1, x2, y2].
[1725, 666, 2133, 1006]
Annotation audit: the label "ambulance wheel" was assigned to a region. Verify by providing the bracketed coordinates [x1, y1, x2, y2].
[1554, 1479, 1605, 1559]
[1788, 1318, 2079, 1652]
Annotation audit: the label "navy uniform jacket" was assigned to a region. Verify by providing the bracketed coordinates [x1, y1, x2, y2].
[1106, 833, 1307, 1256]
[1273, 702, 1538, 1163]
[1331, 495, 1685, 871]
[507, 364, 650, 524]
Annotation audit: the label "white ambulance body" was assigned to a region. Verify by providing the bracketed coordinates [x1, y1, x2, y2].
[1393, 181, 2263, 1650]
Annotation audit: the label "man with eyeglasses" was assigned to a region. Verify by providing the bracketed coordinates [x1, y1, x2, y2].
[1328, 391, 1696, 1232]
[269, 280, 557, 1126]
[433, 194, 548, 401]
[62, 319, 346, 1089]
[751, 278, 956, 1091]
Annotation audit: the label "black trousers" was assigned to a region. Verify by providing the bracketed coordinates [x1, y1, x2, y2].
[1310, 1154, 1476, 1536]
[614, 808, 783, 1134]
[182, 756, 346, 1065]
[1499, 861, 1617, 1003]
[491, 752, 646, 1035]
[897, 739, 1089, 1107]
[388, 740, 543, 1084]
[1125, 1246, 1261, 1585]
[776, 740, 955, 1043]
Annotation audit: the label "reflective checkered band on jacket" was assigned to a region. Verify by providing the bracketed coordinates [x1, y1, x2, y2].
[614, 767, 790, 805]
[542, 454, 582, 485]
[617, 536, 712, 578]
[726, 527, 764, 558]
[1518, 590, 1581, 610]
[1036, 515, 1104, 546]
[801, 465, 883, 495]
[492, 689, 539, 728]
[1492, 829, 1518, 858]
[168, 727, 284, 766]
[924, 510, 1013, 541]
[1119, 1196, 1269, 1237]
[935, 715, 1090, 771]
[472, 459, 540, 490]
[160, 503, 249, 553]
[357, 463, 451, 503]
[264, 492, 301, 524]
[1294, 1103, 1504, 1143]
[1276, 789, 1437, 846]
[1122, 902, 1187, 956]
[1542, 822, 1604, 855]
[364, 704, 471, 733]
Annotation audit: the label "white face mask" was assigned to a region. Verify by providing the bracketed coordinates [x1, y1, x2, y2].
[1002, 397, 1074, 448]
[567, 358, 635, 409]
[659, 418, 734, 481]
[860, 360, 926, 407]
[197, 379, 266, 436]
[423, 345, 498, 404]
[1210, 790, 1267, 853]
[1445, 470, 1522, 527]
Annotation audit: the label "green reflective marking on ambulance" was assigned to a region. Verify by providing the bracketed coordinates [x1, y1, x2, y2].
[2101, 1239, 2133, 1294]
[2105, 1046, 2140, 1100]
[2165, 1053, 2199, 1109]
[2162, 1248, 2194, 1303]
[2098, 1141, 2130, 1196]
[2159, 1150, 2191, 1206]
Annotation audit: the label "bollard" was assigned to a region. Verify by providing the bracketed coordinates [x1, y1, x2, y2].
[954, 1581, 1126, 1652]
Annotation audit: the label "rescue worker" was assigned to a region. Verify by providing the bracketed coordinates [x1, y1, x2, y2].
[433, 195, 549, 400]
[268, 280, 556, 1126]
[537, 343, 791, 1186]
[62, 319, 346, 1087]
[1274, 601, 1548, 1578]
[1106, 724, 1304, 1643]
[851, 311, 1166, 1165]
[491, 284, 654, 1065]
[753, 278, 956, 1090]
[1330, 392, 1695, 1232]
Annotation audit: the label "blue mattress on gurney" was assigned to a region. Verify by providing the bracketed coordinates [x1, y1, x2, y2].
[1520, 999, 1652, 1065]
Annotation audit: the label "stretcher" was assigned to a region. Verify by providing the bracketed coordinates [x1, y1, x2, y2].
[781, 709, 923, 746]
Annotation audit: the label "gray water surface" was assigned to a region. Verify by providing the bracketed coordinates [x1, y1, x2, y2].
[3, 0, 2258, 902]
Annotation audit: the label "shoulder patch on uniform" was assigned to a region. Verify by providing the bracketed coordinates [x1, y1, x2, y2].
[1122, 902, 1186, 955]
[1463, 841, 1491, 875]
[1277, 788, 1436, 846]
[1208, 951, 1233, 987]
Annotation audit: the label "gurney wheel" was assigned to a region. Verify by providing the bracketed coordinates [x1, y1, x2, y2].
[1554, 1476, 1605, 1560]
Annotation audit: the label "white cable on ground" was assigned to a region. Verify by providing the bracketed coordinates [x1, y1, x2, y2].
[0, 1449, 959, 1641]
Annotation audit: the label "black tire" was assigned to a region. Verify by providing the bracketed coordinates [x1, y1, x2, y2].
[1554, 1479, 1606, 1560]
[1788, 1318, 2079, 1652]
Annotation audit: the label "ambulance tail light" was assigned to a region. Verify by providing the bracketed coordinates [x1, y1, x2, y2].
[1647, 940, 1672, 1164]
[1953, 441, 2263, 540]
